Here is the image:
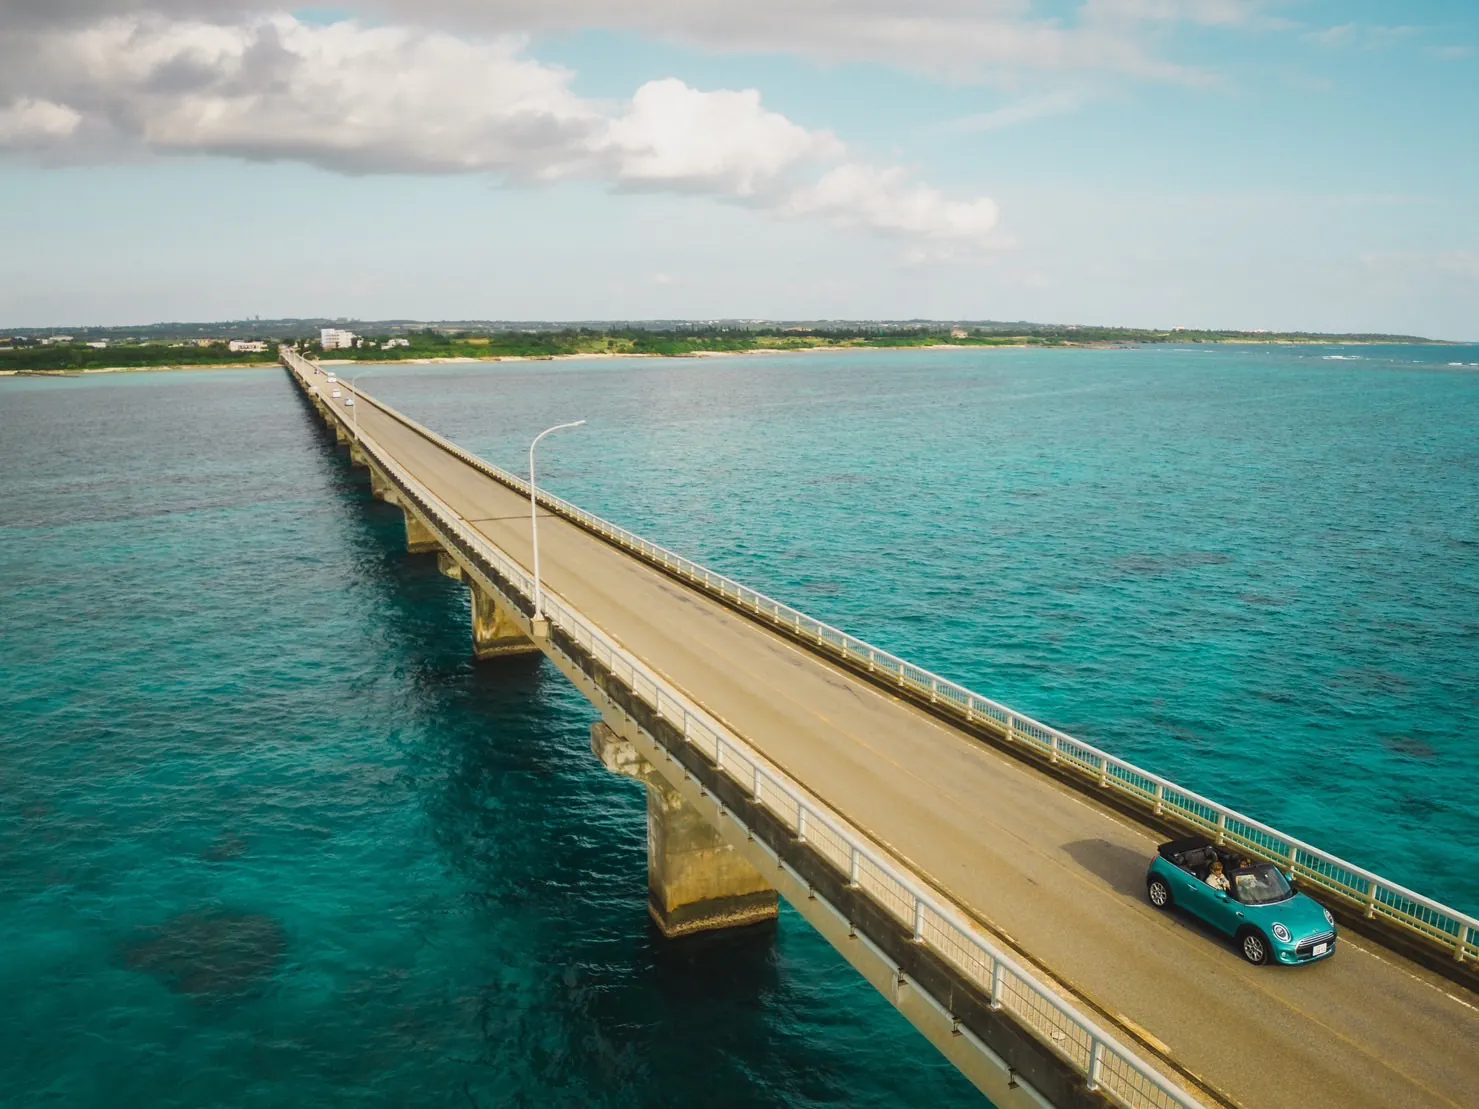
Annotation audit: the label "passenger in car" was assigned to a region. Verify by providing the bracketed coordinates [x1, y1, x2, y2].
[1207, 860, 1231, 892]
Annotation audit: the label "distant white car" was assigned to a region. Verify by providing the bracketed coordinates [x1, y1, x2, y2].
[326, 373, 337, 383]
[344, 396, 355, 406]
[331, 388, 342, 398]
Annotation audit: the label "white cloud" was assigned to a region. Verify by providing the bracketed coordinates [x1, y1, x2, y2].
[0, 98, 82, 143]
[0, 13, 999, 253]
[784, 164, 1000, 249]
[6, 16, 602, 176]
[2, 0, 1218, 84]
[605, 78, 842, 196]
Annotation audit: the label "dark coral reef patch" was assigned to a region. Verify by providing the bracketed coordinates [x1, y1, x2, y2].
[120, 911, 287, 998]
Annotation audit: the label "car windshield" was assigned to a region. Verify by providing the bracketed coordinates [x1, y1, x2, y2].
[1233, 865, 1294, 905]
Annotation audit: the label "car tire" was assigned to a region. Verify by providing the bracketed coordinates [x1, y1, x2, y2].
[1147, 877, 1173, 910]
[1238, 928, 1271, 966]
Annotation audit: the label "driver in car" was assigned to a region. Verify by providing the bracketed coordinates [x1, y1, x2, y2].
[1207, 860, 1231, 892]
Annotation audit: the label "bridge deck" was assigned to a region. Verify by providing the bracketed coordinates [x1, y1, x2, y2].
[303, 370, 1477, 1109]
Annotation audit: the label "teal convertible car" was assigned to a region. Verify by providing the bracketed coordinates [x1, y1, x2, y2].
[1146, 836, 1337, 965]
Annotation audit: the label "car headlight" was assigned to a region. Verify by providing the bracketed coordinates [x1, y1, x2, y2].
[1272, 923, 1292, 943]
[1323, 908, 1334, 926]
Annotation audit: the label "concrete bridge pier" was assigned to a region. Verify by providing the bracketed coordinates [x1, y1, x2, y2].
[436, 550, 463, 581]
[334, 422, 350, 445]
[402, 509, 440, 555]
[365, 467, 438, 555]
[471, 584, 539, 659]
[434, 547, 536, 659]
[593, 721, 779, 938]
[349, 443, 368, 468]
[369, 466, 397, 503]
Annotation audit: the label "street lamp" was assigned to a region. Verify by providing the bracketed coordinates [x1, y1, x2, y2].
[351, 372, 365, 434]
[529, 419, 586, 625]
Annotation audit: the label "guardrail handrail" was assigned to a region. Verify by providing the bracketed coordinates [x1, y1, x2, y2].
[290, 362, 1204, 1109]
[287, 350, 1478, 972]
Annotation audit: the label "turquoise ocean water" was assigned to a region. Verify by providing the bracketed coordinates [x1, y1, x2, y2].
[2, 344, 1475, 1106]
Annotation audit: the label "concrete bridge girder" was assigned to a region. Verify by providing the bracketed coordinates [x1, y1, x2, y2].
[593, 722, 779, 938]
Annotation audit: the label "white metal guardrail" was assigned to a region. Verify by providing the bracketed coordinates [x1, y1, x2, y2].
[301, 387, 1206, 1109]
[294, 351, 1479, 971]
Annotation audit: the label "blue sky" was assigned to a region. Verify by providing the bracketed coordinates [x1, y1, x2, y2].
[1, 1, 1475, 336]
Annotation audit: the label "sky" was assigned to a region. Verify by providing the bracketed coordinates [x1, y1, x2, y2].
[1, 1, 1476, 337]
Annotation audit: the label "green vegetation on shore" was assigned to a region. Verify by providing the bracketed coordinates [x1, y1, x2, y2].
[305, 326, 1061, 362]
[1, 321, 1441, 373]
[0, 342, 277, 373]
[299, 324, 1439, 362]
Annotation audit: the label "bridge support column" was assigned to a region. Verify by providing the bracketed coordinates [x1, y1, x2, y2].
[402, 508, 439, 554]
[349, 442, 368, 468]
[471, 585, 538, 658]
[593, 722, 778, 938]
[334, 422, 350, 445]
[368, 466, 396, 504]
[437, 550, 464, 581]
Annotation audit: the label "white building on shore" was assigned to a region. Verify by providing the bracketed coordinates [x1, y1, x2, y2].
[320, 328, 357, 350]
[229, 340, 268, 353]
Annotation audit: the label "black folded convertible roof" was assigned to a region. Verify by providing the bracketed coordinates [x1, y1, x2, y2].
[1158, 835, 1213, 859]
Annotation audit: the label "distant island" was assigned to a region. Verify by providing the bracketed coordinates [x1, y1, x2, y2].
[0, 318, 1446, 374]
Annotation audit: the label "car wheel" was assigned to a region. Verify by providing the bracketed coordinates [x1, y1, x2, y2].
[1238, 928, 1271, 966]
[1147, 877, 1173, 909]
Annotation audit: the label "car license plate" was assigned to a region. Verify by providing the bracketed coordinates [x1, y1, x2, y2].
[1311, 942, 1328, 956]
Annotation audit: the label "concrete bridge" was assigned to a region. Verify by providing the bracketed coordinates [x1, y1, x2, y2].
[284, 350, 1478, 1109]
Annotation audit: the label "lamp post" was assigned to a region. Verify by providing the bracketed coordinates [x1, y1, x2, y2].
[529, 420, 586, 626]
[351, 372, 365, 434]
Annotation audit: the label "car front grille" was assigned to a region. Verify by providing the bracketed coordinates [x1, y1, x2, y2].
[1295, 931, 1336, 957]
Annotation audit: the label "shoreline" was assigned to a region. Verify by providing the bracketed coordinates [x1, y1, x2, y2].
[2, 338, 1463, 377]
[1, 361, 274, 377]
